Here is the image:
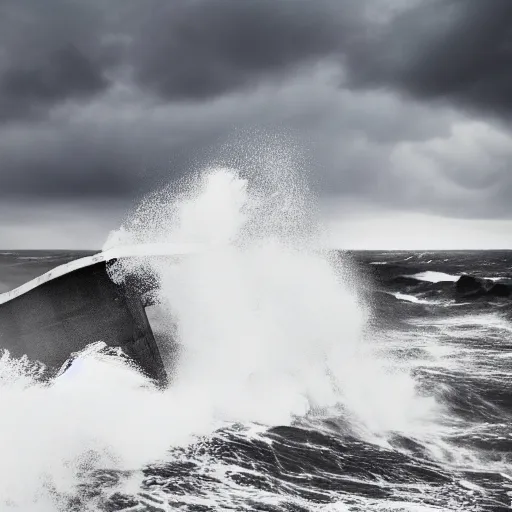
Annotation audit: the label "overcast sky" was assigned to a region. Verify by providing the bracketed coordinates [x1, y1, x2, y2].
[1, 0, 512, 249]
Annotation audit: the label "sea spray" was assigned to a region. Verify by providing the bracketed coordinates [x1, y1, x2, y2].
[0, 344, 222, 511]
[106, 167, 436, 432]
[0, 166, 437, 510]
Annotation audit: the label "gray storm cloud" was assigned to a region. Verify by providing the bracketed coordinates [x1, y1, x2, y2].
[345, 0, 512, 117]
[0, 0, 114, 121]
[3, 0, 511, 115]
[129, 0, 358, 100]
[0, 0, 511, 223]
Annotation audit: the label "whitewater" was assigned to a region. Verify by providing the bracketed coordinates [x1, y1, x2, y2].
[0, 167, 511, 511]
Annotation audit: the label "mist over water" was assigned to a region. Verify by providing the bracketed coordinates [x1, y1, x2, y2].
[2, 166, 441, 510]
[106, 166, 435, 431]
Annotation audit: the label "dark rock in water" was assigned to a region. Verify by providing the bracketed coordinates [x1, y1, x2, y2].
[488, 282, 511, 297]
[455, 275, 511, 299]
[455, 275, 489, 297]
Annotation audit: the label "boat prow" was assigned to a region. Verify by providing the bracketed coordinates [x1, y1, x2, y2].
[0, 244, 200, 385]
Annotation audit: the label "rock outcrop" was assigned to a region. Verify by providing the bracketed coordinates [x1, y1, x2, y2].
[455, 275, 511, 299]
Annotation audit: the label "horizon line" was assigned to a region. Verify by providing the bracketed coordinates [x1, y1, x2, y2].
[2, 247, 512, 253]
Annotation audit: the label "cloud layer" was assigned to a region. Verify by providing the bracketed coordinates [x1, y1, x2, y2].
[1, 0, 512, 248]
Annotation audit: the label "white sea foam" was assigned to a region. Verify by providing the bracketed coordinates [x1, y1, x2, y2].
[1, 165, 438, 510]
[412, 312, 512, 333]
[390, 292, 437, 305]
[406, 271, 459, 283]
[106, 167, 438, 433]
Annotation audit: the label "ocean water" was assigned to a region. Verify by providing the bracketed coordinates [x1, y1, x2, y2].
[1, 169, 511, 511]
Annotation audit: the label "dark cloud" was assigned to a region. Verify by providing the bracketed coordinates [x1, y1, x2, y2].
[126, 0, 512, 120]
[0, 0, 362, 120]
[0, 0, 115, 121]
[0, 120, 186, 200]
[2, 0, 512, 120]
[346, 0, 512, 117]
[2, 0, 512, 236]
[0, 73, 463, 207]
[0, 44, 108, 120]
[130, 0, 356, 100]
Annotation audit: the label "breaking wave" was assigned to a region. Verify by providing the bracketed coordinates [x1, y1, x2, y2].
[405, 271, 460, 283]
[1, 166, 440, 510]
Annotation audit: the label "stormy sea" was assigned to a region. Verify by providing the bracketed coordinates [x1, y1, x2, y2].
[1, 170, 511, 511]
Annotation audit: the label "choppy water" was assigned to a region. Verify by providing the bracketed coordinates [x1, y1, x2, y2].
[1, 170, 511, 511]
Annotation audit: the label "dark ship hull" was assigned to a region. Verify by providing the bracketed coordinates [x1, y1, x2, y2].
[0, 246, 197, 384]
